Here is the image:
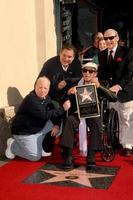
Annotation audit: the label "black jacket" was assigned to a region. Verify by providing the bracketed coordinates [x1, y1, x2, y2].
[83, 45, 100, 64]
[98, 85, 117, 102]
[98, 45, 133, 102]
[83, 45, 100, 59]
[11, 91, 65, 135]
[38, 55, 82, 103]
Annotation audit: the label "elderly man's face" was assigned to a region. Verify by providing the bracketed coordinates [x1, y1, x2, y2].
[82, 67, 97, 83]
[104, 29, 119, 50]
[60, 49, 75, 67]
[35, 77, 50, 99]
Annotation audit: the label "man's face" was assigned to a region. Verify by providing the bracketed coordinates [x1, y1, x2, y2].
[82, 67, 97, 83]
[35, 78, 50, 99]
[104, 30, 119, 50]
[60, 49, 75, 66]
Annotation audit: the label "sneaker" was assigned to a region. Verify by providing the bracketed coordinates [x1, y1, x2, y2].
[42, 150, 51, 157]
[5, 138, 15, 159]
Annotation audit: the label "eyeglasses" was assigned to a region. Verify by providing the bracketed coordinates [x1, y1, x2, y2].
[82, 69, 96, 74]
[104, 36, 116, 40]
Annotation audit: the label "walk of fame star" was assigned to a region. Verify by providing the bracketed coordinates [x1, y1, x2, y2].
[23, 164, 119, 189]
[40, 166, 114, 187]
[79, 88, 92, 102]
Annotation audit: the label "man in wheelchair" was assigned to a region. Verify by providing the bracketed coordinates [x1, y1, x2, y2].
[59, 61, 117, 170]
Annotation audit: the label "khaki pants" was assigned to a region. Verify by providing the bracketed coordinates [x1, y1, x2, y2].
[110, 100, 133, 149]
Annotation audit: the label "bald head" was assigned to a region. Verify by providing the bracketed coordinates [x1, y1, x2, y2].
[104, 29, 118, 36]
[34, 76, 51, 99]
[104, 29, 119, 50]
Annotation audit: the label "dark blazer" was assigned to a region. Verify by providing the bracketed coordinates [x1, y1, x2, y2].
[98, 45, 133, 102]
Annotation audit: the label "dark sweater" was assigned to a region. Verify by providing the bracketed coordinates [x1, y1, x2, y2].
[11, 91, 65, 135]
[38, 55, 82, 103]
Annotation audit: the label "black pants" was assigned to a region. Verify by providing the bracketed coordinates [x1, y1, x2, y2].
[42, 131, 55, 152]
[59, 114, 103, 151]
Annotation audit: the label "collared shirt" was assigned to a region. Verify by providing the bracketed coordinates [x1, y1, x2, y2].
[108, 45, 118, 58]
[62, 65, 69, 71]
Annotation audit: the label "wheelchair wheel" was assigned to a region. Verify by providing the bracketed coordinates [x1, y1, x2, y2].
[101, 146, 115, 162]
[107, 108, 119, 147]
[101, 132, 115, 162]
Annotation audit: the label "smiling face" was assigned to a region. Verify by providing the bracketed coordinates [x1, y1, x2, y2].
[104, 29, 119, 50]
[59, 48, 75, 67]
[35, 77, 50, 99]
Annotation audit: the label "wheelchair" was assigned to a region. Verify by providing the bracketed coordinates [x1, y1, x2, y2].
[100, 98, 119, 162]
[53, 96, 119, 162]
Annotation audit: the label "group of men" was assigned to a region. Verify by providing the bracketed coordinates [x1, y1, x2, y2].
[5, 28, 133, 170]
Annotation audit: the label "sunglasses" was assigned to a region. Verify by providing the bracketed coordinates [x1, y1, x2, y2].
[82, 69, 96, 73]
[104, 36, 116, 40]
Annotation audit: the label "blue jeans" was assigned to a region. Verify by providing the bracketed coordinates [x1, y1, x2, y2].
[11, 120, 54, 161]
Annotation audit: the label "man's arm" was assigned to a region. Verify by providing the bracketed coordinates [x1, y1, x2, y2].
[98, 85, 117, 102]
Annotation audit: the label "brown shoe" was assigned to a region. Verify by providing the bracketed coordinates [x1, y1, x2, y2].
[124, 148, 132, 157]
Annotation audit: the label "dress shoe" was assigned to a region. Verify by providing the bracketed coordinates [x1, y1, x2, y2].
[61, 156, 74, 169]
[86, 162, 96, 170]
[86, 150, 96, 170]
[124, 148, 132, 157]
[62, 162, 74, 169]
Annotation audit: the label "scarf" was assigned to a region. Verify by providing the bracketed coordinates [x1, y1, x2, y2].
[78, 78, 88, 156]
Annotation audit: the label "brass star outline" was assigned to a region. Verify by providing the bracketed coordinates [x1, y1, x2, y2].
[40, 166, 114, 187]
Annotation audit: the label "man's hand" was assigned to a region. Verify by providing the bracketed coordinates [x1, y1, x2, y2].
[91, 77, 100, 88]
[51, 125, 60, 137]
[67, 86, 76, 95]
[63, 100, 71, 111]
[58, 80, 67, 89]
[109, 84, 122, 94]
